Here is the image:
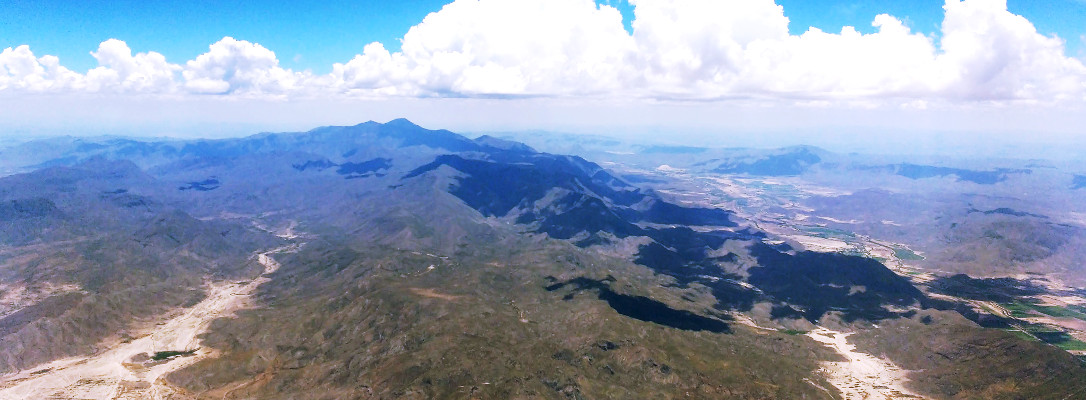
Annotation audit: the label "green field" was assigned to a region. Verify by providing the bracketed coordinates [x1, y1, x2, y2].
[802, 226, 857, 239]
[1056, 339, 1086, 351]
[1031, 304, 1086, 320]
[892, 247, 924, 261]
[1002, 302, 1038, 318]
[1016, 323, 1086, 351]
[1001, 301, 1086, 321]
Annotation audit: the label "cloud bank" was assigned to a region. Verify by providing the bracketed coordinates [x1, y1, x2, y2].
[2, 0, 1084, 105]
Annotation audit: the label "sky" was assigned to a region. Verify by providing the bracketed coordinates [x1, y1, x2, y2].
[2, 0, 1086, 152]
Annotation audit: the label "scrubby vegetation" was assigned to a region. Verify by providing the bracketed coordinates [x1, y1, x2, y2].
[0, 161, 277, 373]
[893, 247, 924, 260]
[152, 349, 198, 361]
[853, 311, 1086, 399]
[168, 239, 838, 399]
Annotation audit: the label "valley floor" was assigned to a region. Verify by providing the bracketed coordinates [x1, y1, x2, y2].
[0, 246, 289, 400]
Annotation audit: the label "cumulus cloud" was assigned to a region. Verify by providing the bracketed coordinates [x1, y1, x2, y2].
[629, 0, 790, 96]
[332, 0, 634, 96]
[735, 14, 942, 99]
[337, 0, 1086, 102]
[1, 0, 1085, 105]
[86, 39, 179, 93]
[332, 42, 416, 96]
[938, 0, 1086, 101]
[0, 45, 83, 92]
[182, 37, 310, 95]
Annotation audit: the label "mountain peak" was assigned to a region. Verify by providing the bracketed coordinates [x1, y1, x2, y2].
[473, 135, 536, 153]
[384, 118, 421, 128]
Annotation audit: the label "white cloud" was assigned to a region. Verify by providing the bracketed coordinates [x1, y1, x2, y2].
[332, 42, 417, 96]
[629, 0, 790, 97]
[1, 0, 1084, 105]
[182, 37, 310, 95]
[333, 0, 634, 97]
[86, 39, 179, 93]
[0, 45, 83, 92]
[624, 0, 1086, 101]
[738, 15, 941, 99]
[937, 0, 1086, 101]
[329, 0, 1086, 102]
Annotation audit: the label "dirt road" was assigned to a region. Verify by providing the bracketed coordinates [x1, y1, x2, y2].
[0, 246, 290, 400]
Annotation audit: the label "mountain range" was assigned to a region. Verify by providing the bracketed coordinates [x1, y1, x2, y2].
[1, 120, 1084, 399]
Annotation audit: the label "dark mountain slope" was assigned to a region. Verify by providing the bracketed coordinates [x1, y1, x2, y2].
[403, 154, 734, 237]
[402, 149, 926, 324]
[710, 146, 824, 176]
[748, 243, 925, 322]
[0, 160, 278, 373]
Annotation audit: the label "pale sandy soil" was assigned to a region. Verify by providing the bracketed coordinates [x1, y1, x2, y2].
[409, 287, 460, 301]
[0, 246, 291, 400]
[730, 313, 775, 333]
[0, 282, 83, 318]
[818, 216, 862, 224]
[807, 328, 925, 400]
[787, 234, 852, 252]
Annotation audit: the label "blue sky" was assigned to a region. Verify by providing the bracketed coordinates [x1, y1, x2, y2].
[1, 0, 1086, 148]
[1, 0, 451, 73]
[4, 0, 1083, 74]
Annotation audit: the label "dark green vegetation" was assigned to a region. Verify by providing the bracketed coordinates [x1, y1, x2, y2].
[3, 119, 1086, 399]
[1002, 301, 1086, 321]
[803, 225, 857, 239]
[1003, 302, 1042, 318]
[1017, 324, 1086, 351]
[927, 274, 1086, 361]
[152, 349, 198, 361]
[893, 247, 924, 261]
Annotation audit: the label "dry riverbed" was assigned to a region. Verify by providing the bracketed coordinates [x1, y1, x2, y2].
[807, 328, 924, 400]
[0, 246, 291, 400]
